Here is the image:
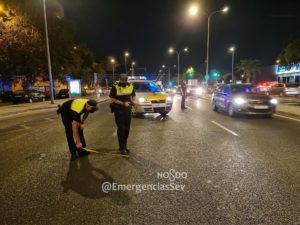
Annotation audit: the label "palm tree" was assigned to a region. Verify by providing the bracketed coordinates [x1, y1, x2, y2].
[236, 60, 261, 83]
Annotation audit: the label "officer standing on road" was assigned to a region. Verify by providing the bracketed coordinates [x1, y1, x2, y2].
[109, 74, 136, 155]
[180, 80, 187, 110]
[57, 99, 98, 160]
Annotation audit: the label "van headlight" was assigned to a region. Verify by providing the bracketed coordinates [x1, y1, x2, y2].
[234, 97, 247, 105]
[196, 88, 203, 95]
[139, 97, 146, 103]
[270, 99, 278, 104]
[166, 96, 172, 102]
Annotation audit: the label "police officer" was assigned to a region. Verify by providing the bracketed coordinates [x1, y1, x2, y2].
[109, 74, 136, 155]
[57, 99, 98, 159]
[180, 80, 187, 110]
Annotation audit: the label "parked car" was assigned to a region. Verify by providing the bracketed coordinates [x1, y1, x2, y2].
[283, 83, 300, 96]
[268, 83, 300, 96]
[12, 90, 46, 103]
[211, 84, 277, 117]
[0, 91, 13, 103]
[57, 89, 70, 99]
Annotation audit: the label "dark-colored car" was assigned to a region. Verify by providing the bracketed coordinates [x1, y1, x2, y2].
[0, 91, 13, 103]
[58, 89, 70, 99]
[12, 90, 46, 103]
[211, 84, 277, 117]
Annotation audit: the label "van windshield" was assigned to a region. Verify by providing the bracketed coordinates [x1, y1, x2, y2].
[133, 82, 161, 92]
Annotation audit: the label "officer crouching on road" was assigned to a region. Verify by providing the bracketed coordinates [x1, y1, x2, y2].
[109, 74, 136, 155]
[57, 99, 98, 160]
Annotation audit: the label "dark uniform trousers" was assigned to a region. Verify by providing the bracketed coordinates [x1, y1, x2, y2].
[61, 114, 86, 155]
[114, 107, 131, 150]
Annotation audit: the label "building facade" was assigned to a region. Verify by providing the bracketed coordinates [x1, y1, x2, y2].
[276, 63, 300, 84]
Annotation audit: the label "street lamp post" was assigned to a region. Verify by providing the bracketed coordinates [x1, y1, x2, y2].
[169, 48, 188, 86]
[188, 5, 229, 80]
[229, 47, 235, 83]
[43, 0, 55, 104]
[124, 52, 129, 74]
[162, 65, 174, 84]
[206, 7, 229, 79]
[111, 58, 115, 83]
[131, 62, 136, 76]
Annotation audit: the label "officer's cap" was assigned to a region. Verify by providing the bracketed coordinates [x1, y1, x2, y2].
[86, 100, 98, 113]
[119, 74, 128, 82]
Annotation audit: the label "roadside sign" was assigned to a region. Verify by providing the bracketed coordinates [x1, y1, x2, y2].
[66, 75, 72, 82]
[69, 79, 81, 98]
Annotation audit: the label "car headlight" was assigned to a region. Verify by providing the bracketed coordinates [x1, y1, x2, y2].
[166, 96, 172, 102]
[196, 88, 203, 95]
[270, 99, 278, 104]
[234, 97, 247, 105]
[187, 89, 191, 93]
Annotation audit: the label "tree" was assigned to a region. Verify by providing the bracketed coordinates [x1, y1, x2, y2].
[0, 3, 44, 76]
[277, 36, 300, 65]
[236, 60, 261, 83]
[0, 0, 95, 84]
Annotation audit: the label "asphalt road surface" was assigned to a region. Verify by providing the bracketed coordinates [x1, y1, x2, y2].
[0, 96, 300, 225]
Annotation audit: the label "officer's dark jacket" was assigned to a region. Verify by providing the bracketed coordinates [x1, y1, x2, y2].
[109, 82, 136, 102]
[60, 99, 88, 122]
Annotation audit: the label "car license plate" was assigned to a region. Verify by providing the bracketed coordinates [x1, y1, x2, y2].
[253, 105, 269, 109]
[152, 103, 165, 107]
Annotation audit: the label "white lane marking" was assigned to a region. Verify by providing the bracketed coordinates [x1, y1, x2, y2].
[274, 114, 300, 123]
[186, 106, 193, 110]
[44, 118, 54, 121]
[211, 121, 239, 137]
[20, 125, 31, 130]
[112, 130, 117, 137]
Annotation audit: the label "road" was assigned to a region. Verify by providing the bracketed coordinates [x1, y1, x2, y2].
[0, 96, 300, 225]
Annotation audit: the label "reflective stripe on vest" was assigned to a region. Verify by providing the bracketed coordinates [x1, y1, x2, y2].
[71, 99, 89, 114]
[115, 83, 134, 96]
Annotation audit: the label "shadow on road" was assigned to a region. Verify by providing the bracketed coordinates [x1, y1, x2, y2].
[61, 157, 130, 206]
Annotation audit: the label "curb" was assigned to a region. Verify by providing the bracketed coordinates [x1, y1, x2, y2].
[0, 97, 109, 121]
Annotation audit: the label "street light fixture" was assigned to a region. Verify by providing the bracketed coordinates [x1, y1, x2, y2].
[124, 52, 129, 74]
[229, 46, 235, 83]
[43, 0, 55, 104]
[168, 47, 189, 86]
[188, 5, 199, 16]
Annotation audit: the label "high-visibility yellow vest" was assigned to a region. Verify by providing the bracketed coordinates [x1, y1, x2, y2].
[115, 83, 134, 96]
[71, 99, 89, 114]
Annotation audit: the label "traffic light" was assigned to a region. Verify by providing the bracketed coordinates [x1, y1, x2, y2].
[212, 70, 220, 78]
[186, 67, 195, 78]
[205, 74, 210, 81]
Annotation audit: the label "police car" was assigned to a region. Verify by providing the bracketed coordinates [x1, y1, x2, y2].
[129, 77, 173, 117]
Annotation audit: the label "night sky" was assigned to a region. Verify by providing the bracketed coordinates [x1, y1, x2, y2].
[62, 0, 300, 74]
